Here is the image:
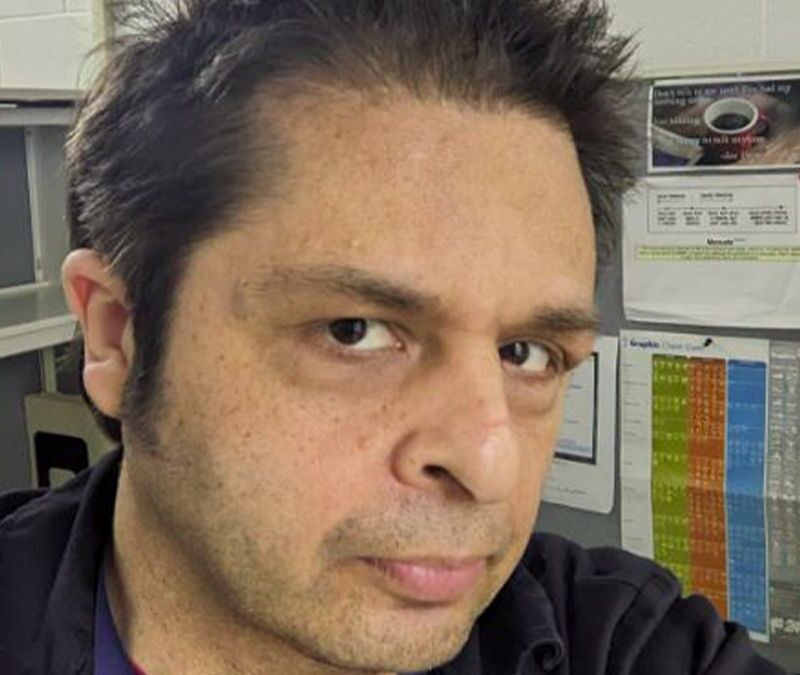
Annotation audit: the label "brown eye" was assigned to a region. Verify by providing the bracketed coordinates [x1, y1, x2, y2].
[327, 319, 369, 346]
[499, 342, 530, 366]
[325, 319, 399, 352]
[499, 341, 552, 374]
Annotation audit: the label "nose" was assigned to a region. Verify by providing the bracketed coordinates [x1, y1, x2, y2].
[390, 350, 520, 504]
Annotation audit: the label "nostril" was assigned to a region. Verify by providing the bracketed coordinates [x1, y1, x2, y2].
[420, 464, 473, 501]
[423, 465, 447, 480]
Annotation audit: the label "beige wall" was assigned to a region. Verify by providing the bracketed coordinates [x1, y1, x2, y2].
[0, 0, 101, 91]
[608, 0, 800, 77]
[5, 1, 800, 92]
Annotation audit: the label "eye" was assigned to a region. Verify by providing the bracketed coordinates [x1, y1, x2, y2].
[498, 340, 557, 376]
[325, 318, 400, 352]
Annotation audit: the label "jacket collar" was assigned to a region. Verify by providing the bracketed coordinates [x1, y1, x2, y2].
[34, 449, 122, 674]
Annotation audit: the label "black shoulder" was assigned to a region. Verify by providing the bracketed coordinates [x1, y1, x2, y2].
[0, 452, 122, 674]
[0, 473, 92, 640]
[0, 487, 47, 521]
[522, 531, 679, 595]
[520, 533, 785, 674]
[0, 471, 90, 536]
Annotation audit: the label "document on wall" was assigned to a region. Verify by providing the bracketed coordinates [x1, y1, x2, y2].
[649, 74, 800, 172]
[543, 336, 617, 514]
[620, 330, 800, 645]
[623, 173, 800, 329]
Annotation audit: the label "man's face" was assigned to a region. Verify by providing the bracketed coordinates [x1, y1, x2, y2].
[126, 93, 597, 672]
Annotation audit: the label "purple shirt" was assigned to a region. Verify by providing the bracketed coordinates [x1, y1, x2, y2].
[94, 563, 138, 675]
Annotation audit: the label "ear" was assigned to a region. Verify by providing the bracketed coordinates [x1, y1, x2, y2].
[61, 249, 135, 419]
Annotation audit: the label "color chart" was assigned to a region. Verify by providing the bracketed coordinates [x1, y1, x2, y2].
[621, 331, 773, 640]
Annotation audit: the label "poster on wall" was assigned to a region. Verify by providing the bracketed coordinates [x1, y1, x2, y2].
[622, 173, 800, 329]
[649, 74, 800, 172]
[619, 331, 800, 646]
[543, 336, 618, 514]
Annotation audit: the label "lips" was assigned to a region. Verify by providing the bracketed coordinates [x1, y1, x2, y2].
[360, 556, 487, 604]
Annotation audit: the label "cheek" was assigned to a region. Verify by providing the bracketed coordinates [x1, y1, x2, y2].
[506, 389, 569, 533]
[190, 347, 393, 518]
[158, 324, 396, 547]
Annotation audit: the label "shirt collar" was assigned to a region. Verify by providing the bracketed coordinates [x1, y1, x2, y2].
[35, 449, 123, 674]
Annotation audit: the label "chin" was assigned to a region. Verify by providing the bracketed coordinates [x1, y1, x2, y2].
[322, 623, 471, 673]
[342, 574, 501, 670]
[288, 602, 478, 674]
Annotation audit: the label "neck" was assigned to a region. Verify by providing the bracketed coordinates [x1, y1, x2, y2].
[106, 459, 390, 675]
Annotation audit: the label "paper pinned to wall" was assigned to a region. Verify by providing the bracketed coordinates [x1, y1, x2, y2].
[623, 173, 800, 329]
[648, 74, 800, 173]
[620, 330, 800, 645]
[543, 335, 618, 514]
[648, 75, 800, 172]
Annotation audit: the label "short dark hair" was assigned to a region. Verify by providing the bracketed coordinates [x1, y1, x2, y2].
[67, 0, 636, 444]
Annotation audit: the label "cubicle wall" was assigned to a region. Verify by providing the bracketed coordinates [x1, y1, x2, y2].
[536, 82, 800, 672]
[0, 127, 40, 489]
[0, 108, 74, 491]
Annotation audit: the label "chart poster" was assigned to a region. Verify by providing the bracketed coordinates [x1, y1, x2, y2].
[543, 336, 617, 514]
[767, 341, 800, 645]
[649, 74, 800, 172]
[621, 330, 800, 645]
[622, 173, 800, 329]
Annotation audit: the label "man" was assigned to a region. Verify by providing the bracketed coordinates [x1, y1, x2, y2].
[0, 1, 787, 673]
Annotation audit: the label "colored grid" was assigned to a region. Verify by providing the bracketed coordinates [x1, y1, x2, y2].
[725, 360, 768, 635]
[652, 355, 691, 589]
[651, 354, 769, 635]
[687, 358, 728, 618]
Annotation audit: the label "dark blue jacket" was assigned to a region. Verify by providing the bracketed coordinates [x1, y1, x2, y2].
[0, 450, 787, 674]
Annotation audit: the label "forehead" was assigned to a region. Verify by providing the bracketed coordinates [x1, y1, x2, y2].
[219, 90, 595, 314]
[268, 91, 588, 222]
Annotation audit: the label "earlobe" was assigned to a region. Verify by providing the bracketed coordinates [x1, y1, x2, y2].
[62, 249, 135, 419]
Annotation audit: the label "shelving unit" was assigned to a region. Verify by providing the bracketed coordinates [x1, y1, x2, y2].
[0, 284, 75, 360]
[0, 96, 78, 489]
[0, 99, 75, 362]
[0, 106, 73, 128]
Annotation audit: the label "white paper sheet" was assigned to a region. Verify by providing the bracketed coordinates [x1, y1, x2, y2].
[623, 173, 800, 328]
[543, 336, 618, 514]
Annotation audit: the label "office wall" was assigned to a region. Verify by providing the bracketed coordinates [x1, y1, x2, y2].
[608, 0, 800, 78]
[5, 0, 800, 90]
[0, 128, 39, 490]
[536, 111, 800, 675]
[538, 4, 800, 669]
[0, 0, 97, 90]
[0, 129, 34, 288]
[0, 354, 40, 491]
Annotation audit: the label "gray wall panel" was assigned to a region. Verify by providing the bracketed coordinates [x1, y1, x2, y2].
[0, 128, 35, 288]
[0, 352, 40, 491]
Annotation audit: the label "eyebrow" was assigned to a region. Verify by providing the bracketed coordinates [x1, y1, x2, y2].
[242, 263, 599, 336]
[245, 264, 443, 314]
[516, 307, 600, 337]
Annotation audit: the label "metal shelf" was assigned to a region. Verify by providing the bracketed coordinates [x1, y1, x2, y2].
[0, 284, 75, 359]
[0, 88, 81, 102]
[0, 106, 74, 128]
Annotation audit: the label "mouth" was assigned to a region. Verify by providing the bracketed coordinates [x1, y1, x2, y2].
[358, 556, 487, 604]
